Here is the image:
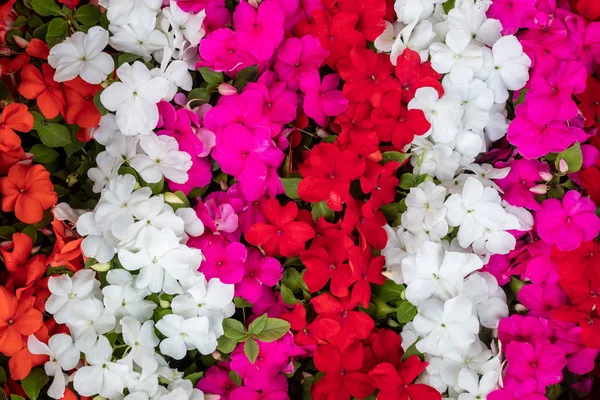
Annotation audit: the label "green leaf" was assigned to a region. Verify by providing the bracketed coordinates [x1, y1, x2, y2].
[0, 366, 6, 385]
[380, 202, 404, 220]
[280, 178, 301, 199]
[548, 186, 565, 200]
[0, 389, 5, 400]
[74, 4, 101, 25]
[184, 371, 204, 386]
[37, 123, 72, 147]
[280, 284, 299, 305]
[255, 318, 290, 342]
[509, 276, 526, 296]
[555, 142, 583, 174]
[545, 384, 562, 400]
[369, 297, 396, 320]
[234, 297, 252, 308]
[32, 22, 49, 40]
[443, 0, 456, 13]
[30, 144, 59, 164]
[216, 335, 237, 354]
[399, 173, 418, 190]
[148, 178, 164, 195]
[514, 89, 528, 107]
[381, 151, 410, 165]
[10, 395, 25, 400]
[396, 301, 417, 323]
[311, 201, 334, 222]
[45, 18, 68, 47]
[31, 0, 63, 16]
[244, 338, 259, 364]
[0, 226, 16, 240]
[303, 376, 315, 400]
[117, 52, 140, 68]
[21, 368, 49, 400]
[22, 226, 37, 242]
[248, 314, 268, 335]
[234, 65, 258, 91]
[93, 91, 110, 116]
[198, 67, 224, 86]
[402, 339, 423, 361]
[187, 87, 211, 105]
[229, 370, 243, 386]
[375, 279, 405, 303]
[223, 318, 246, 341]
[322, 134, 338, 143]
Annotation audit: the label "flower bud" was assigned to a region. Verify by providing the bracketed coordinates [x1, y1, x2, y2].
[558, 158, 569, 173]
[91, 262, 111, 272]
[248, 0, 261, 7]
[539, 171, 553, 182]
[218, 83, 237, 96]
[0, 240, 13, 251]
[13, 36, 29, 49]
[212, 351, 222, 360]
[529, 184, 548, 194]
[159, 299, 170, 309]
[514, 304, 528, 313]
[316, 128, 329, 139]
[164, 192, 185, 205]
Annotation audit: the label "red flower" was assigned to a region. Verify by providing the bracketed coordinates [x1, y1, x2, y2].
[337, 0, 387, 41]
[18, 64, 66, 119]
[349, 247, 386, 308]
[337, 47, 399, 107]
[332, 101, 375, 136]
[0, 147, 25, 175]
[245, 199, 315, 257]
[301, 240, 356, 297]
[64, 77, 102, 128]
[58, 0, 80, 8]
[312, 294, 374, 350]
[395, 49, 443, 103]
[362, 329, 404, 371]
[574, 0, 600, 20]
[25, 39, 49, 60]
[372, 89, 431, 149]
[0, 288, 43, 357]
[0, 103, 33, 152]
[313, 340, 375, 400]
[576, 75, 600, 129]
[369, 357, 442, 400]
[295, 9, 366, 68]
[298, 143, 365, 211]
[360, 160, 400, 214]
[0, 54, 29, 77]
[581, 166, 600, 205]
[342, 198, 388, 250]
[281, 303, 341, 346]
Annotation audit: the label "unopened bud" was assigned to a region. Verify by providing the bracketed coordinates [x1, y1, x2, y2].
[248, 0, 261, 7]
[66, 174, 78, 187]
[91, 262, 111, 272]
[539, 171, 553, 182]
[529, 184, 548, 194]
[205, 395, 221, 400]
[164, 192, 185, 205]
[212, 351, 222, 360]
[13, 36, 29, 49]
[159, 299, 170, 309]
[559, 158, 569, 173]
[382, 270, 394, 280]
[218, 83, 237, 96]
[316, 128, 329, 139]
[219, 178, 228, 191]
[0, 240, 13, 251]
[514, 304, 528, 313]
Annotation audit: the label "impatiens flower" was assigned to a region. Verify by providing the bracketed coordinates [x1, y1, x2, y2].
[369, 356, 442, 400]
[487, 0, 537, 34]
[230, 373, 288, 400]
[0, 287, 43, 356]
[156, 314, 217, 359]
[198, 29, 254, 74]
[401, 181, 448, 240]
[495, 159, 549, 210]
[200, 242, 247, 284]
[275, 35, 329, 84]
[162, 0, 206, 47]
[553, 326, 600, 375]
[576, 75, 600, 128]
[233, 0, 284, 61]
[429, 29, 483, 84]
[299, 72, 348, 128]
[394, 49, 443, 103]
[130, 134, 192, 184]
[48, 27, 114, 84]
[301, 241, 355, 298]
[349, 248, 386, 308]
[485, 35, 531, 103]
[197, 364, 237, 399]
[407, 87, 463, 144]
[282, 303, 342, 346]
[109, 18, 168, 62]
[298, 143, 365, 211]
[463, 272, 508, 329]
[235, 249, 282, 303]
[18, 64, 66, 119]
[0, 164, 57, 224]
[100, 61, 170, 136]
[245, 199, 315, 257]
[45, 269, 99, 325]
[498, 314, 546, 345]
[457, 370, 498, 400]
[63, 77, 102, 128]
[27, 334, 80, 399]
[536, 190, 600, 251]
[0, 103, 33, 152]
[488, 376, 547, 400]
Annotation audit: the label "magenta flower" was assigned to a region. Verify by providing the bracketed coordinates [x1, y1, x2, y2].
[205, 0, 232, 33]
[496, 159, 549, 210]
[300, 72, 349, 128]
[274, 35, 329, 85]
[233, 0, 284, 61]
[197, 363, 238, 399]
[229, 374, 288, 400]
[200, 241, 247, 284]
[174, 0, 211, 12]
[527, 60, 587, 122]
[521, 241, 559, 285]
[235, 248, 282, 303]
[498, 315, 547, 345]
[536, 190, 600, 251]
[488, 376, 548, 400]
[204, 91, 265, 132]
[252, 286, 290, 318]
[554, 326, 600, 375]
[517, 283, 567, 318]
[487, 0, 537, 34]
[230, 337, 292, 390]
[581, 22, 600, 72]
[504, 337, 567, 390]
[198, 29, 256, 75]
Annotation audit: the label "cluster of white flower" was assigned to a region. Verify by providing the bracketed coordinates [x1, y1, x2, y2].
[379, 1, 533, 399]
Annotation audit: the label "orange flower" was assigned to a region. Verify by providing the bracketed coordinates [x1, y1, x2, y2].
[48, 218, 83, 273]
[0, 147, 25, 173]
[18, 64, 66, 119]
[64, 77, 102, 128]
[0, 103, 34, 152]
[25, 38, 49, 60]
[0, 164, 58, 224]
[0, 54, 30, 76]
[0, 233, 47, 296]
[8, 322, 49, 380]
[0, 287, 43, 356]
[0, 232, 32, 272]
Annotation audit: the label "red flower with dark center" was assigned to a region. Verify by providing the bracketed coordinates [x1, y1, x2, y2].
[301, 240, 356, 297]
[573, 0, 600, 20]
[342, 198, 388, 250]
[245, 199, 315, 257]
[298, 143, 365, 211]
[332, 101, 375, 136]
[348, 247, 386, 308]
[368, 357, 442, 400]
[576, 75, 600, 128]
[337, 47, 399, 107]
[581, 166, 600, 204]
[360, 160, 400, 214]
[18, 64, 66, 119]
[361, 329, 404, 371]
[63, 77, 102, 128]
[395, 49, 443, 103]
[371, 89, 431, 149]
[337, 0, 387, 41]
[281, 303, 342, 347]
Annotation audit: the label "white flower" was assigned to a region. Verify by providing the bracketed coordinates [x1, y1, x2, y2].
[121, 317, 160, 380]
[375, 21, 405, 53]
[67, 299, 116, 353]
[442, 78, 494, 131]
[390, 21, 436, 64]
[485, 35, 531, 103]
[118, 226, 201, 294]
[175, 208, 205, 237]
[126, 195, 184, 242]
[457, 370, 498, 400]
[382, 225, 430, 284]
[100, 62, 170, 136]
[484, 103, 509, 142]
[448, 4, 502, 47]
[109, 18, 168, 61]
[130, 134, 192, 184]
[106, 135, 140, 162]
[77, 211, 119, 263]
[48, 27, 114, 84]
[430, 29, 484, 84]
[156, 314, 217, 359]
[105, 0, 162, 26]
[413, 296, 479, 358]
[46, 270, 100, 324]
[408, 87, 464, 143]
[102, 269, 157, 328]
[27, 334, 80, 399]
[463, 272, 508, 329]
[88, 151, 123, 193]
[161, 379, 205, 400]
[151, 59, 193, 102]
[394, 0, 442, 25]
[402, 241, 483, 305]
[402, 181, 448, 240]
[92, 114, 120, 145]
[419, 356, 447, 393]
[410, 138, 461, 182]
[161, 1, 206, 47]
[440, 340, 500, 393]
[454, 129, 485, 163]
[73, 336, 129, 398]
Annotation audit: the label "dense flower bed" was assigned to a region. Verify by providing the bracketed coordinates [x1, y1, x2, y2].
[0, 0, 599, 399]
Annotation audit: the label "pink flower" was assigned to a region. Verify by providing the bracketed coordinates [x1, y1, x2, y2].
[498, 315, 546, 346]
[517, 283, 567, 318]
[504, 337, 567, 390]
[169, 159, 212, 195]
[204, 90, 265, 132]
[521, 241, 559, 285]
[487, 0, 537, 34]
[488, 376, 548, 400]
[252, 286, 290, 318]
[536, 190, 600, 251]
[300, 72, 349, 128]
[553, 326, 600, 375]
[527, 60, 587, 122]
[200, 241, 247, 284]
[582, 144, 600, 169]
[233, 0, 284, 61]
[235, 248, 282, 303]
[197, 363, 238, 399]
[174, 0, 211, 12]
[496, 159, 549, 210]
[198, 29, 256, 75]
[229, 374, 288, 400]
[205, 0, 232, 33]
[581, 22, 600, 73]
[274, 35, 329, 85]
